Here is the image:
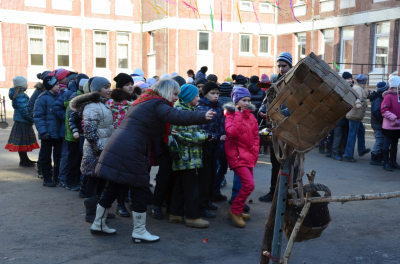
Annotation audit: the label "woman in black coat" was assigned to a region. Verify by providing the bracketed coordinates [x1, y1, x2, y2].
[91, 79, 215, 243]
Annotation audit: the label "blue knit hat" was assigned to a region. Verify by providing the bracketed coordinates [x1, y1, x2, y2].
[91, 77, 110, 92]
[376, 82, 389, 92]
[277, 52, 292, 66]
[231, 87, 251, 104]
[355, 74, 367, 85]
[179, 84, 199, 103]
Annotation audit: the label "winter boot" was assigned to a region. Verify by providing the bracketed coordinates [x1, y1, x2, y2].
[116, 203, 130, 217]
[169, 215, 185, 224]
[84, 195, 99, 223]
[389, 147, 400, 169]
[185, 218, 209, 228]
[18, 152, 35, 167]
[370, 153, 384, 166]
[383, 150, 393, 171]
[241, 213, 251, 220]
[151, 206, 163, 219]
[132, 212, 160, 243]
[318, 145, 325, 154]
[90, 204, 116, 236]
[259, 192, 274, 202]
[228, 210, 245, 228]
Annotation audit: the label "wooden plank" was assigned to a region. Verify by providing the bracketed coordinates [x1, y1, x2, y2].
[292, 83, 312, 105]
[303, 72, 323, 91]
[312, 83, 332, 102]
[303, 94, 320, 109]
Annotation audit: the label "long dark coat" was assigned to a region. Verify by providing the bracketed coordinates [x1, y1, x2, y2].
[95, 99, 207, 189]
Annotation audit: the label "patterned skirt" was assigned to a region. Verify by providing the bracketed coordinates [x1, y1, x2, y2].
[4, 121, 40, 152]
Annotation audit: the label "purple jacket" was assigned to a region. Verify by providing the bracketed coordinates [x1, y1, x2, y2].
[381, 90, 400, 130]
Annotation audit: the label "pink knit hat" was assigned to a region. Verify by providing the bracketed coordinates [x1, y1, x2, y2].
[49, 68, 69, 81]
[261, 74, 270, 83]
[134, 81, 149, 90]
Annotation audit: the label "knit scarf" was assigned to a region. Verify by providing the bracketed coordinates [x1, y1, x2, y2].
[133, 89, 174, 143]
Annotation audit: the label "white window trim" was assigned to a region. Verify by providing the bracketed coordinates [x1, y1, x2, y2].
[116, 31, 131, 71]
[322, 29, 334, 61]
[239, 1, 253, 12]
[55, 27, 72, 70]
[372, 0, 389, 3]
[258, 35, 272, 57]
[197, 31, 213, 55]
[28, 25, 46, 68]
[148, 32, 156, 56]
[239, 34, 254, 57]
[372, 22, 390, 72]
[339, 0, 355, 10]
[93, 30, 109, 70]
[320, 0, 335, 12]
[259, 3, 274, 14]
[340, 27, 354, 72]
[25, 0, 46, 8]
[197, 0, 214, 15]
[295, 33, 306, 64]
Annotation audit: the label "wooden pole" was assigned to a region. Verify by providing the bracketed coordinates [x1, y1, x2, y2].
[308, 191, 400, 204]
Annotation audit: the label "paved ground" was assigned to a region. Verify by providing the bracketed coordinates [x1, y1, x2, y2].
[0, 115, 400, 264]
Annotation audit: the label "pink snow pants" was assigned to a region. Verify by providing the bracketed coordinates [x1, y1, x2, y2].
[231, 167, 255, 215]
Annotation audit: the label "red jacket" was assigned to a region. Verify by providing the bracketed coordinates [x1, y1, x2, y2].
[224, 102, 260, 169]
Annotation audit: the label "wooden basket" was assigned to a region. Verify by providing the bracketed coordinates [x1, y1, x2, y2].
[267, 52, 359, 151]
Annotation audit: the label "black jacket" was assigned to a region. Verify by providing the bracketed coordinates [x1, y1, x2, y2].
[370, 91, 384, 130]
[95, 99, 208, 188]
[248, 83, 265, 113]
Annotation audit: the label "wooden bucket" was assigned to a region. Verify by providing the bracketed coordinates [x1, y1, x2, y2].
[267, 52, 359, 151]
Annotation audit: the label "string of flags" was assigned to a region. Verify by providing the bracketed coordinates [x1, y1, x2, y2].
[143, 0, 358, 29]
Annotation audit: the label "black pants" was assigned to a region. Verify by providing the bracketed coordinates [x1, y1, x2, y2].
[333, 125, 348, 155]
[66, 141, 81, 186]
[117, 185, 129, 206]
[170, 169, 201, 219]
[152, 151, 176, 207]
[198, 150, 218, 211]
[39, 138, 62, 179]
[269, 147, 298, 193]
[99, 181, 148, 213]
[85, 177, 106, 199]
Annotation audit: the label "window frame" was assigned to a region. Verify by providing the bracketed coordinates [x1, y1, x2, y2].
[340, 26, 354, 72]
[197, 31, 212, 54]
[296, 32, 307, 64]
[239, 1, 253, 12]
[28, 25, 46, 67]
[339, 0, 355, 9]
[320, 0, 335, 12]
[373, 22, 390, 71]
[239, 34, 253, 56]
[116, 31, 130, 70]
[55, 27, 72, 69]
[93, 30, 109, 69]
[322, 29, 334, 63]
[259, 3, 274, 13]
[258, 35, 271, 56]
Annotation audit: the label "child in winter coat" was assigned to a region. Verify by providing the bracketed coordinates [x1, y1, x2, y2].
[381, 76, 400, 171]
[170, 84, 210, 228]
[5, 76, 39, 167]
[33, 76, 63, 187]
[224, 87, 259, 228]
[195, 82, 226, 218]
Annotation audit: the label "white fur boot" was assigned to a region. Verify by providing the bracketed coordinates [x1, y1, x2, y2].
[132, 212, 160, 243]
[90, 204, 116, 235]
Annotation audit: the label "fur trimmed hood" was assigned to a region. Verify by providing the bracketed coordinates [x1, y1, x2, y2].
[34, 82, 45, 91]
[70, 92, 103, 111]
[383, 89, 399, 97]
[223, 101, 256, 113]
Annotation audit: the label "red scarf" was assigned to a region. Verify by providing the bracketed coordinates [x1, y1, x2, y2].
[133, 89, 173, 143]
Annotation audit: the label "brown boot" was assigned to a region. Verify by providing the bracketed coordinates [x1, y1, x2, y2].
[241, 213, 251, 220]
[169, 215, 184, 223]
[228, 210, 245, 228]
[186, 218, 209, 228]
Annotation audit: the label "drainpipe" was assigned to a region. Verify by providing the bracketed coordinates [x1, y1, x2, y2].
[273, 0, 278, 73]
[140, 0, 143, 70]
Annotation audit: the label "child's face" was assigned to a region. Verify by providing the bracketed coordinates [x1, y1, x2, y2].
[50, 83, 60, 94]
[205, 89, 219, 102]
[99, 84, 112, 99]
[236, 97, 251, 110]
[197, 84, 204, 94]
[188, 93, 200, 107]
[122, 82, 134, 95]
[345, 78, 353, 85]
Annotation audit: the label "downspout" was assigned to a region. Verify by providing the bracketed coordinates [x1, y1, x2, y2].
[140, 0, 143, 70]
[273, 0, 278, 73]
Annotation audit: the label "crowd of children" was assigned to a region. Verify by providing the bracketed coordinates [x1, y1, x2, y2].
[4, 51, 400, 243]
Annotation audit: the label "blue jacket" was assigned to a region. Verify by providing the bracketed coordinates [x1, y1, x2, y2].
[27, 83, 45, 118]
[370, 91, 384, 130]
[195, 97, 225, 157]
[9, 88, 33, 125]
[53, 90, 67, 138]
[33, 90, 61, 139]
[259, 102, 290, 117]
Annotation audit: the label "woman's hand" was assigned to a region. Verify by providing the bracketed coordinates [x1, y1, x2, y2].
[355, 103, 362, 109]
[205, 109, 216, 120]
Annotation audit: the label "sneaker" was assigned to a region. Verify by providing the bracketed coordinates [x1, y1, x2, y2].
[212, 195, 227, 202]
[220, 177, 227, 188]
[359, 148, 371, 157]
[43, 178, 56, 187]
[259, 192, 274, 202]
[343, 157, 357, 163]
[208, 203, 218, 211]
[332, 155, 343, 161]
[58, 182, 67, 188]
[66, 184, 80, 191]
[186, 218, 209, 228]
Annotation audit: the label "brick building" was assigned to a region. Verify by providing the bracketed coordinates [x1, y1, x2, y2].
[0, 0, 399, 95]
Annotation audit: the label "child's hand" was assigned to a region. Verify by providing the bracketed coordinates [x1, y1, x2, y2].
[73, 132, 79, 139]
[171, 130, 179, 135]
[220, 135, 226, 141]
[205, 109, 216, 120]
[355, 103, 362, 109]
[259, 112, 267, 119]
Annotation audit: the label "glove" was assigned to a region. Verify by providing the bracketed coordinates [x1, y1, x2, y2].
[41, 132, 50, 140]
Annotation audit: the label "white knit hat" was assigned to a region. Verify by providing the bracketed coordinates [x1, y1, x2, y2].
[389, 76, 400, 88]
[13, 76, 27, 88]
[132, 68, 144, 77]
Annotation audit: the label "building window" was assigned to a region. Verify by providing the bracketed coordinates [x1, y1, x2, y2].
[198, 32, 211, 52]
[340, 26, 354, 71]
[91, 0, 111, 14]
[117, 32, 130, 69]
[240, 34, 252, 55]
[28, 26, 45, 66]
[259, 35, 270, 55]
[374, 22, 390, 69]
[52, 0, 73, 11]
[339, 0, 355, 9]
[322, 29, 334, 67]
[25, 0, 46, 8]
[260, 3, 274, 13]
[320, 0, 335, 12]
[149, 32, 156, 53]
[55, 28, 71, 67]
[197, 0, 214, 14]
[115, 0, 134, 16]
[239, 1, 252, 12]
[294, 0, 307, 16]
[296, 33, 306, 62]
[94, 31, 108, 68]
